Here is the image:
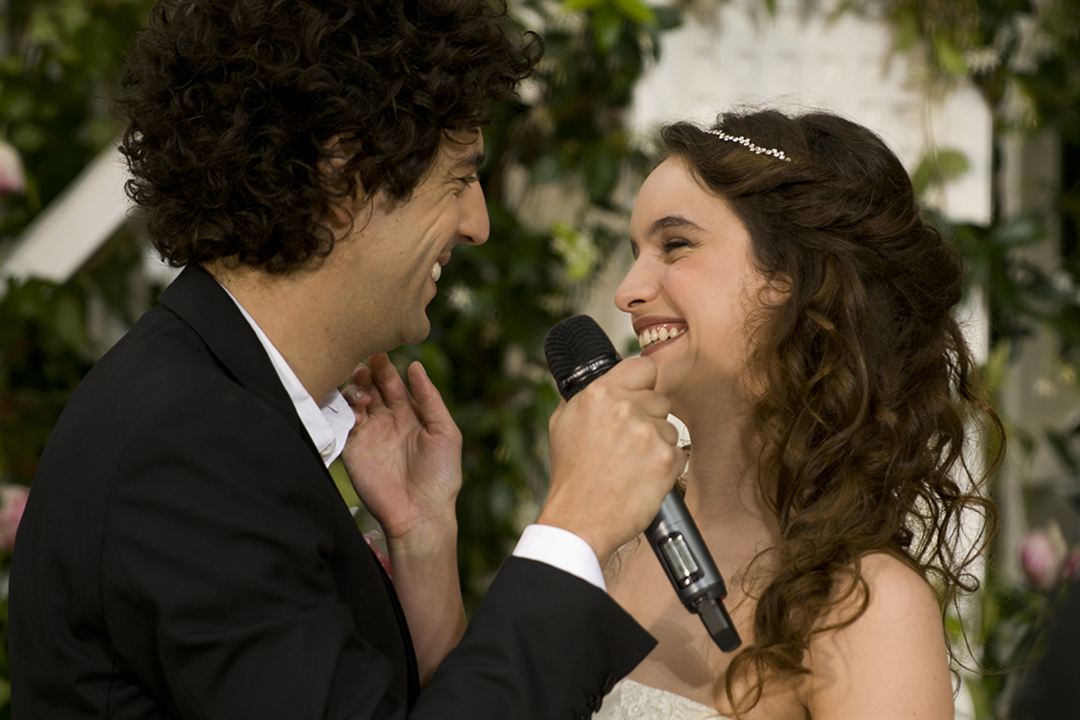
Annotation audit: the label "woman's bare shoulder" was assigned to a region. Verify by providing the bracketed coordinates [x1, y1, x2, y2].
[802, 552, 953, 719]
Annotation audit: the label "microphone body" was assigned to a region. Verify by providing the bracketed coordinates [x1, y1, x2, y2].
[544, 315, 741, 652]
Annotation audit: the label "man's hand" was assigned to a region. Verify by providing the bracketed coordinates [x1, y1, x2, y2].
[341, 353, 466, 682]
[341, 353, 462, 548]
[540, 356, 682, 564]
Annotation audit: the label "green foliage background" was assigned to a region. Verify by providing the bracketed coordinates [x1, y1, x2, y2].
[3, 1, 1080, 718]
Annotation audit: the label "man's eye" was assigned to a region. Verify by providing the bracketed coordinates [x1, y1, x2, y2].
[452, 175, 478, 195]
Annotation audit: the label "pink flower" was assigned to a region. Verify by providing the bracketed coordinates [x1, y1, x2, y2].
[1062, 548, 1080, 582]
[363, 530, 392, 578]
[1020, 524, 1068, 591]
[0, 484, 30, 552]
[0, 140, 26, 195]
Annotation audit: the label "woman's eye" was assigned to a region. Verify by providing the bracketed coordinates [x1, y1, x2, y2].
[662, 238, 692, 253]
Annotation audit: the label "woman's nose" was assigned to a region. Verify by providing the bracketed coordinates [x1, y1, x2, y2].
[615, 259, 658, 311]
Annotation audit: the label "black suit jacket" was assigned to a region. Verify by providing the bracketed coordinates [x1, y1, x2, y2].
[9, 265, 655, 719]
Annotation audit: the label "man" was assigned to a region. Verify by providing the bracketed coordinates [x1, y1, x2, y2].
[9, 1, 682, 718]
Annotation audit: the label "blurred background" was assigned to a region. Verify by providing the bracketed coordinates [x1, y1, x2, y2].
[1, 0, 1078, 717]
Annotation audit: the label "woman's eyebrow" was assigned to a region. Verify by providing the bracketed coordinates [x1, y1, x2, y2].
[647, 214, 704, 237]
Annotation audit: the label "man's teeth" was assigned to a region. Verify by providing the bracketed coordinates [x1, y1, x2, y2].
[431, 263, 442, 282]
[638, 325, 686, 349]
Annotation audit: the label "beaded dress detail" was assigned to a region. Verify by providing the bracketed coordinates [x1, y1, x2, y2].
[592, 679, 727, 719]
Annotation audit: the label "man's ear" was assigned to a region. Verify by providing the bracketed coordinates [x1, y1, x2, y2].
[319, 134, 369, 231]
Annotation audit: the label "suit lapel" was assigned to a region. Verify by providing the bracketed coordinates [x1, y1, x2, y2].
[158, 263, 420, 704]
[159, 264, 300, 433]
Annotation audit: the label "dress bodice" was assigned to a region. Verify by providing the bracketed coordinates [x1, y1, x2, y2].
[593, 679, 728, 719]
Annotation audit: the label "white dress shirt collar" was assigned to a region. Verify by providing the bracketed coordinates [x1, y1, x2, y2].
[218, 284, 354, 467]
[216, 282, 605, 590]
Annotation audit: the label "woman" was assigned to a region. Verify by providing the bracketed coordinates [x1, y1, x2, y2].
[595, 109, 1001, 719]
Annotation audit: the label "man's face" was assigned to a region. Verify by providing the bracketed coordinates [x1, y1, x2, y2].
[332, 130, 488, 355]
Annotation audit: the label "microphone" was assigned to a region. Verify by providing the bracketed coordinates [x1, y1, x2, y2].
[544, 314, 741, 652]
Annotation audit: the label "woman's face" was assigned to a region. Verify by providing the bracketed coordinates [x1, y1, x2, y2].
[615, 155, 772, 413]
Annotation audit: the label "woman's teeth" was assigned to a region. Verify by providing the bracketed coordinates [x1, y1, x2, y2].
[431, 263, 442, 282]
[638, 325, 686, 349]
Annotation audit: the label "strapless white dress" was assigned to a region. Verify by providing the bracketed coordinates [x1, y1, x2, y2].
[592, 679, 727, 719]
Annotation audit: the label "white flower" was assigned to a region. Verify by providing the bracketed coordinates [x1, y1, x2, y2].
[1050, 269, 1076, 295]
[447, 284, 474, 312]
[1032, 377, 1055, 397]
[0, 139, 27, 195]
[1011, 14, 1055, 74]
[965, 47, 1000, 74]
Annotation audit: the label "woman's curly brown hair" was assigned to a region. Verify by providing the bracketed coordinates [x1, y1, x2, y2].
[660, 110, 1003, 714]
[118, 0, 541, 273]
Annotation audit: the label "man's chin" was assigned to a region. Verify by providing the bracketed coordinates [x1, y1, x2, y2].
[401, 315, 432, 346]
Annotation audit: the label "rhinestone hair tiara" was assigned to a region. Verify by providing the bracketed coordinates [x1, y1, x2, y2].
[705, 129, 792, 162]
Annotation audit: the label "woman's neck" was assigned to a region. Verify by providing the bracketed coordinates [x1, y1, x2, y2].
[678, 406, 778, 538]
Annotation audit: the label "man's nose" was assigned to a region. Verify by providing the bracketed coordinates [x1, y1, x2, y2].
[459, 182, 490, 246]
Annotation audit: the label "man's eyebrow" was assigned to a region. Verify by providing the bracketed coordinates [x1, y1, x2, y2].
[452, 152, 485, 173]
[647, 214, 704, 236]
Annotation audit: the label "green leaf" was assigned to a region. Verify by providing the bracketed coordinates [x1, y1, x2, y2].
[612, 0, 656, 26]
[10, 124, 47, 153]
[26, 10, 60, 46]
[981, 340, 1011, 395]
[653, 7, 683, 31]
[49, 292, 89, 356]
[562, 0, 602, 11]
[582, 143, 620, 201]
[550, 222, 599, 282]
[592, 5, 624, 53]
[1045, 428, 1080, 476]
[991, 216, 1044, 247]
[56, 0, 92, 36]
[894, 9, 919, 51]
[933, 34, 967, 77]
[911, 148, 970, 195]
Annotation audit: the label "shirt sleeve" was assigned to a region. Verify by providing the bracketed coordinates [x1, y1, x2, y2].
[511, 524, 606, 591]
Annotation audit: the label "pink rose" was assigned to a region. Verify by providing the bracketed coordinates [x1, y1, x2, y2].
[1020, 525, 1068, 591]
[363, 530, 392, 578]
[0, 484, 30, 552]
[1062, 548, 1080, 582]
[0, 140, 26, 195]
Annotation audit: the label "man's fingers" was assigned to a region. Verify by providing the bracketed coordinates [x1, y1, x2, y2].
[407, 362, 457, 434]
[350, 363, 386, 412]
[634, 389, 672, 421]
[656, 418, 680, 447]
[370, 353, 413, 411]
[606, 355, 658, 391]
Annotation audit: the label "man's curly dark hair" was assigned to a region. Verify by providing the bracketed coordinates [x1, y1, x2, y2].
[118, 0, 541, 273]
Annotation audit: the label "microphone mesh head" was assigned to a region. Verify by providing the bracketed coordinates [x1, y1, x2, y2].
[544, 315, 618, 387]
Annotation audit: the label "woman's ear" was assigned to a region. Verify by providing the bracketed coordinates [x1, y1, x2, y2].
[762, 272, 792, 306]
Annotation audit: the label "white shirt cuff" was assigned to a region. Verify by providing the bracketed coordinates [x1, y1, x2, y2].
[511, 524, 606, 592]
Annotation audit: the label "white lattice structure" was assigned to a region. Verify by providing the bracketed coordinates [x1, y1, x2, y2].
[586, 0, 991, 353]
[0, 146, 131, 291]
